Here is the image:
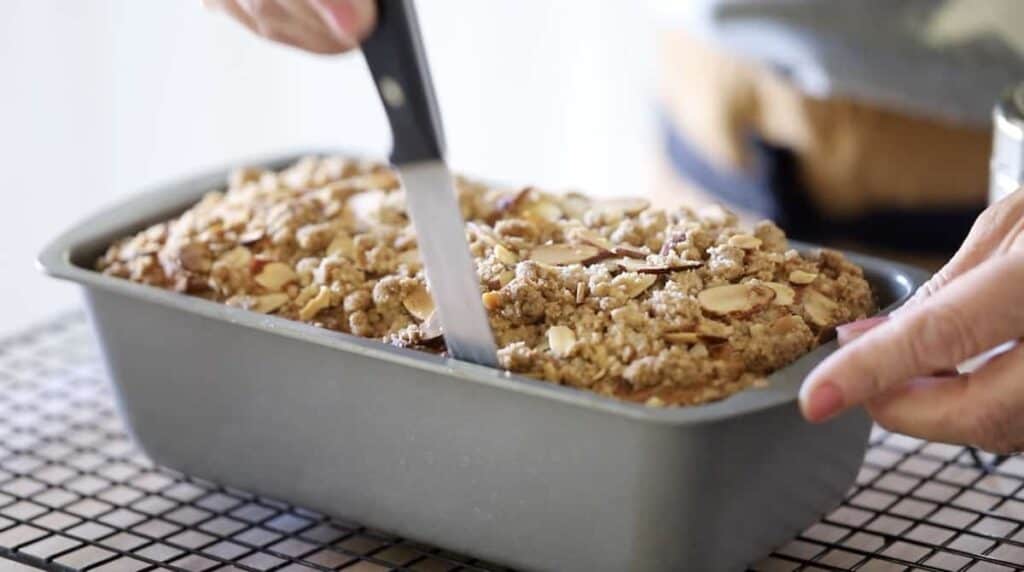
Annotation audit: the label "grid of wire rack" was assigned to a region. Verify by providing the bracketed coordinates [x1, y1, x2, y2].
[0, 313, 1021, 572]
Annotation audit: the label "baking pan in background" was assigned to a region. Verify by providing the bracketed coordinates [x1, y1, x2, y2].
[38, 153, 930, 572]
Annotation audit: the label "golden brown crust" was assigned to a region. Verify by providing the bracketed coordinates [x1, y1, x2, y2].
[97, 156, 875, 407]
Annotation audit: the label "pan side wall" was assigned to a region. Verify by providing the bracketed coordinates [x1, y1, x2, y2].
[82, 286, 869, 572]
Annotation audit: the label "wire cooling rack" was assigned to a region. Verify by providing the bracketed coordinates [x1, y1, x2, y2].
[0, 315, 1022, 572]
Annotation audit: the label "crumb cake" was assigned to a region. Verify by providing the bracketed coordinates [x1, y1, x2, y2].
[97, 156, 875, 406]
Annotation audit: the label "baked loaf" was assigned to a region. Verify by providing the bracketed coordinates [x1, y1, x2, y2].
[98, 156, 875, 406]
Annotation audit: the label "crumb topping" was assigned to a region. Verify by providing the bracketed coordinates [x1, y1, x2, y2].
[97, 156, 875, 406]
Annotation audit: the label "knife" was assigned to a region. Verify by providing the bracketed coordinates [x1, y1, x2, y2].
[361, 0, 499, 367]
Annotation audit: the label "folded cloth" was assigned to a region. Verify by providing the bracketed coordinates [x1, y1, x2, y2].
[657, 30, 991, 221]
[659, 110, 984, 256]
[657, 0, 1024, 126]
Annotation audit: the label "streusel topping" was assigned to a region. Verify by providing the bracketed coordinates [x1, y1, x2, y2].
[97, 156, 875, 406]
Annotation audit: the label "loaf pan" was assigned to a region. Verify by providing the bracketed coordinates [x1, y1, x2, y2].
[39, 152, 930, 572]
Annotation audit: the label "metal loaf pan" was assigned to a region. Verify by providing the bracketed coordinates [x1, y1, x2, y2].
[39, 153, 930, 572]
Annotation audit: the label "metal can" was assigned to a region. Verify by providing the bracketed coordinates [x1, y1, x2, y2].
[990, 83, 1024, 204]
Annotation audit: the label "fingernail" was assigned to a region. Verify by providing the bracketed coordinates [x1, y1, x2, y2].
[317, 0, 372, 41]
[800, 381, 844, 423]
[836, 316, 888, 346]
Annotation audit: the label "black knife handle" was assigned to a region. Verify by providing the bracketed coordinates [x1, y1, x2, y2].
[361, 0, 446, 165]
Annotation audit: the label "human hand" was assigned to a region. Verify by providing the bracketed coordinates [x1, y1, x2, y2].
[799, 188, 1024, 453]
[203, 0, 376, 54]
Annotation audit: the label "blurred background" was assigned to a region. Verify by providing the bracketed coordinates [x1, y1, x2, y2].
[3, 1, 657, 334]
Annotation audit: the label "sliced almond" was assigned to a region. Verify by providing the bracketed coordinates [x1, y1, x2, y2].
[348, 171, 399, 191]
[497, 270, 515, 287]
[316, 179, 362, 203]
[748, 283, 776, 306]
[788, 270, 818, 285]
[254, 293, 290, 314]
[419, 311, 443, 341]
[178, 243, 211, 272]
[238, 229, 266, 245]
[613, 257, 648, 273]
[220, 207, 251, 229]
[215, 246, 251, 269]
[612, 244, 650, 259]
[698, 283, 776, 315]
[299, 286, 333, 321]
[593, 197, 650, 217]
[574, 228, 615, 252]
[482, 291, 503, 311]
[764, 282, 796, 306]
[697, 320, 733, 340]
[547, 326, 577, 358]
[727, 234, 762, 250]
[403, 285, 435, 321]
[467, 222, 501, 247]
[296, 222, 335, 250]
[560, 192, 592, 219]
[326, 231, 354, 258]
[524, 200, 563, 223]
[494, 244, 519, 266]
[770, 315, 804, 335]
[574, 228, 648, 260]
[664, 331, 700, 344]
[803, 289, 838, 326]
[611, 258, 702, 274]
[645, 396, 667, 408]
[497, 187, 532, 213]
[622, 273, 658, 298]
[640, 263, 689, 275]
[265, 202, 293, 233]
[529, 243, 601, 266]
[668, 260, 704, 271]
[575, 282, 587, 304]
[292, 283, 320, 307]
[255, 262, 298, 291]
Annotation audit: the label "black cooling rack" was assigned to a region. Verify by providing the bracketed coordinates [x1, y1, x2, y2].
[0, 315, 1022, 572]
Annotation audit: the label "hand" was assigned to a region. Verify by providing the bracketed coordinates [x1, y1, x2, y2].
[799, 188, 1024, 454]
[203, 0, 376, 54]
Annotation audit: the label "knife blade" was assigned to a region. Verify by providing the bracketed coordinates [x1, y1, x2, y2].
[361, 0, 499, 367]
[396, 162, 498, 366]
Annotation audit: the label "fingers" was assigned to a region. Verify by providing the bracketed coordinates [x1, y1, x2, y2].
[866, 343, 1024, 454]
[237, 0, 345, 53]
[800, 252, 1024, 422]
[898, 187, 1024, 312]
[209, 0, 376, 54]
[311, 0, 377, 44]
